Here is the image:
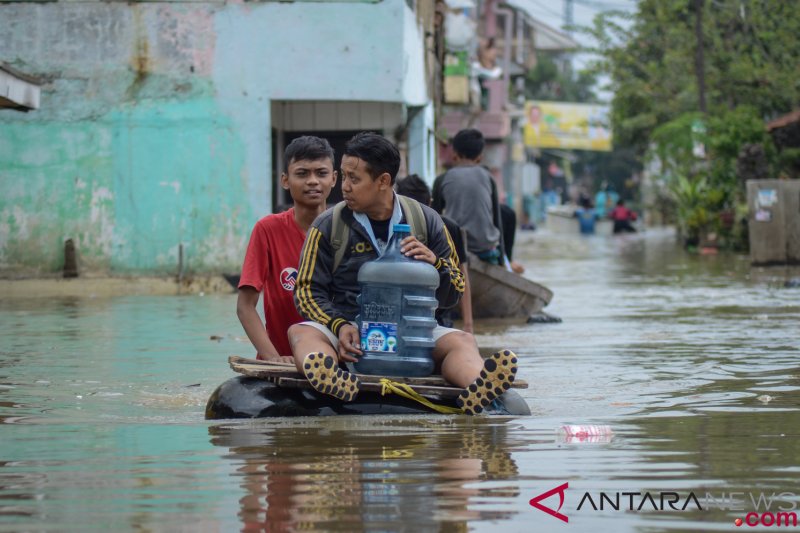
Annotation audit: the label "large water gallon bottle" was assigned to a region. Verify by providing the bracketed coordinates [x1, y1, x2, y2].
[355, 223, 440, 377]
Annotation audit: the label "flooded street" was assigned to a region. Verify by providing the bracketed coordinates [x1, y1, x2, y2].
[2, 227, 800, 532]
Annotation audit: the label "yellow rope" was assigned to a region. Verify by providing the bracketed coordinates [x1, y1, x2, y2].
[379, 378, 463, 415]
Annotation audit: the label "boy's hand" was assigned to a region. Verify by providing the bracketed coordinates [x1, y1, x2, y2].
[400, 236, 436, 265]
[337, 323, 362, 363]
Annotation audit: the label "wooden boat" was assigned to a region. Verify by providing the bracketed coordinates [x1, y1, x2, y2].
[467, 253, 554, 320]
[225, 261, 556, 323]
[205, 356, 531, 419]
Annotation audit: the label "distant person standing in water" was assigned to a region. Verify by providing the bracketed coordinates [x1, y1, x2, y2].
[609, 199, 637, 234]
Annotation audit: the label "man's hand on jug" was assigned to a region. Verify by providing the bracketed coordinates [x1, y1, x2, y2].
[400, 236, 436, 265]
[337, 323, 363, 363]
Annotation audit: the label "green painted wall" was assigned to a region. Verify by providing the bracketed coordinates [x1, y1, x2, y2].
[109, 99, 247, 273]
[1, 97, 248, 275]
[0, 2, 257, 275]
[0, 0, 417, 276]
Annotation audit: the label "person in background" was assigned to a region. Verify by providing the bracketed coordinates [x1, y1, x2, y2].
[474, 37, 502, 110]
[575, 191, 598, 235]
[432, 129, 505, 267]
[499, 203, 525, 274]
[237, 136, 337, 363]
[609, 199, 638, 233]
[594, 182, 619, 219]
[431, 129, 525, 274]
[396, 174, 474, 333]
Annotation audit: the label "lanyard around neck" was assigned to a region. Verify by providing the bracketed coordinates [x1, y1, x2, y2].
[353, 194, 402, 256]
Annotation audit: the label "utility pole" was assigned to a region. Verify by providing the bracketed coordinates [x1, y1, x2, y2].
[693, 0, 706, 113]
[563, 0, 575, 77]
[564, 0, 574, 34]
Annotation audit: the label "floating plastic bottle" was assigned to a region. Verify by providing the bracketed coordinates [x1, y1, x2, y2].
[557, 425, 614, 444]
[355, 224, 439, 377]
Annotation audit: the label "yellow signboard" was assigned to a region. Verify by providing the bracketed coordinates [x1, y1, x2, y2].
[524, 101, 612, 151]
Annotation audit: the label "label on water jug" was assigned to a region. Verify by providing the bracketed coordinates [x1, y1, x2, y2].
[360, 322, 398, 353]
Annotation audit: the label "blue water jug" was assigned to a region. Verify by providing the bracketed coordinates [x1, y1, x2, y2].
[354, 223, 439, 377]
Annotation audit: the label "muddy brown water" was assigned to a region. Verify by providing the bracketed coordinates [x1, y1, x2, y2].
[1, 227, 799, 532]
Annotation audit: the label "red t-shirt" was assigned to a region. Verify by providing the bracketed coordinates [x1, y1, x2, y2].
[610, 205, 635, 221]
[239, 208, 306, 356]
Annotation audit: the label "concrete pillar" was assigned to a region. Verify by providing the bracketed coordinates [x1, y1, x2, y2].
[407, 102, 436, 183]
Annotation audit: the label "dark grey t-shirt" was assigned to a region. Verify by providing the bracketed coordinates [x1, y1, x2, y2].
[436, 165, 500, 254]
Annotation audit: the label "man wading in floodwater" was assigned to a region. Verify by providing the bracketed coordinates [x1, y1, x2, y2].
[288, 132, 518, 415]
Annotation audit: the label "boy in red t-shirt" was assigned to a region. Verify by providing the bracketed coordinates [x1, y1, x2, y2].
[237, 136, 337, 362]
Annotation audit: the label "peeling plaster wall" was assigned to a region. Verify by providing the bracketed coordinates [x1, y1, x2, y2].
[0, 1, 414, 275]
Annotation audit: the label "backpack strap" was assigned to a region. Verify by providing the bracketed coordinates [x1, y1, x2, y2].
[398, 195, 427, 246]
[330, 201, 349, 273]
[331, 197, 428, 272]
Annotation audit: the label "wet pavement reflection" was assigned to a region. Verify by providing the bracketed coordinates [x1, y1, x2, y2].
[1, 227, 799, 532]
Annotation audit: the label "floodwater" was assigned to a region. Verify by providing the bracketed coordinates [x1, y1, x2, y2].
[2, 227, 800, 533]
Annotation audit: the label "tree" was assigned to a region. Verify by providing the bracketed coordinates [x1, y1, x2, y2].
[582, 0, 800, 248]
[524, 53, 597, 103]
[586, 0, 800, 153]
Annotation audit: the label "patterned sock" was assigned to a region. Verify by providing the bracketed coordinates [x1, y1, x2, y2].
[302, 352, 360, 402]
[457, 349, 518, 415]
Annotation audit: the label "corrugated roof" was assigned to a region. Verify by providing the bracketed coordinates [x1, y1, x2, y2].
[766, 109, 800, 131]
[504, 0, 580, 51]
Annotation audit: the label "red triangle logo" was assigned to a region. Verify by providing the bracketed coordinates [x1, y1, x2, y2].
[529, 482, 569, 523]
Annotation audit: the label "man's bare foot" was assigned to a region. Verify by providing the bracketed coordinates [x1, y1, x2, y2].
[510, 260, 525, 274]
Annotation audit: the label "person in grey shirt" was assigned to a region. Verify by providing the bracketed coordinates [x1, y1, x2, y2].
[432, 128, 505, 265]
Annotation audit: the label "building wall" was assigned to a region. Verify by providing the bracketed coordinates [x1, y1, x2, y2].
[0, 0, 421, 275]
